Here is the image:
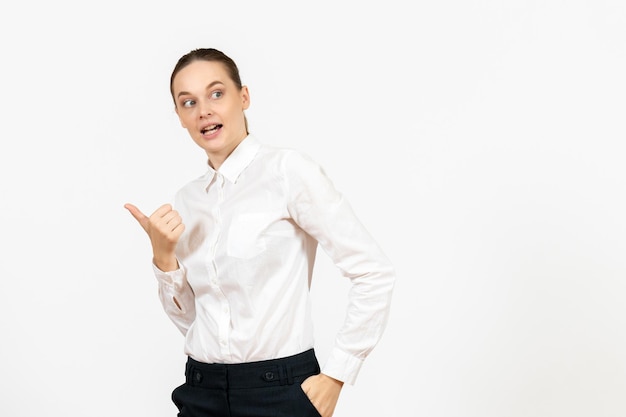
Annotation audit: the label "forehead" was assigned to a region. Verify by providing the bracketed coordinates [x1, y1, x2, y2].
[172, 60, 231, 93]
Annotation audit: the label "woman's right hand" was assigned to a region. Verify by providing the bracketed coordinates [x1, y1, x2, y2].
[124, 203, 185, 272]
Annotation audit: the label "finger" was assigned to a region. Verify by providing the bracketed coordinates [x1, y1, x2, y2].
[160, 210, 182, 227]
[172, 222, 186, 236]
[152, 203, 174, 218]
[124, 203, 150, 231]
[168, 215, 185, 235]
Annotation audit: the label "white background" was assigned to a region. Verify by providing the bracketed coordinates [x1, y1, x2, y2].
[1, 1, 625, 416]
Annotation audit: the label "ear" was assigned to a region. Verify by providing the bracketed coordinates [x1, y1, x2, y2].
[241, 85, 250, 110]
[174, 106, 187, 128]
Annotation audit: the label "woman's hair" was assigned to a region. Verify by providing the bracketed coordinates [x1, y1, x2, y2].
[170, 48, 248, 132]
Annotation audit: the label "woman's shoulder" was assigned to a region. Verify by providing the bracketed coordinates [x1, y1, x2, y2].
[257, 140, 317, 167]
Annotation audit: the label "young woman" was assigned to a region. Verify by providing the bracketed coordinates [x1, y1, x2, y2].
[125, 48, 395, 417]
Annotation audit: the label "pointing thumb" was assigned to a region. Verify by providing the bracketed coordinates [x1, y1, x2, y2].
[124, 203, 150, 233]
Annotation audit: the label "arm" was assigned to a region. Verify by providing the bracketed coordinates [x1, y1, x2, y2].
[125, 203, 196, 334]
[284, 152, 396, 414]
[153, 262, 196, 335]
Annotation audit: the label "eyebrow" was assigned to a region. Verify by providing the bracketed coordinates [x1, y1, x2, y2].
[177, 81, 225, 98]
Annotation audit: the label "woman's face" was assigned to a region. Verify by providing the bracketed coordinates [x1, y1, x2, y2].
[172, 60, 250, 168]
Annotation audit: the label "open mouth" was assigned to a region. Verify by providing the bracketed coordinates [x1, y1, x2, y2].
[201, 124, 222, 135]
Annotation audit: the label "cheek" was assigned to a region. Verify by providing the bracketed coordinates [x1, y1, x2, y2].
[179, 112, 195, 129]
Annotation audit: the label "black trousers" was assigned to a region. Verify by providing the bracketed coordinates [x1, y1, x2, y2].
[172, 349, 322, 417]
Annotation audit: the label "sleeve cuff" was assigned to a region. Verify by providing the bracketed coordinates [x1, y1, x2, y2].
[321, 347, 364, 385]
[152, 261, 186, 288]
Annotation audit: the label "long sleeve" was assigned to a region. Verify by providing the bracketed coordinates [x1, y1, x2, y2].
[283, 151, 396, 384]
[153, 262, 196, 335]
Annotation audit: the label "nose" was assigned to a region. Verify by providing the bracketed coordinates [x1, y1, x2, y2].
[198, 100, 212, 118]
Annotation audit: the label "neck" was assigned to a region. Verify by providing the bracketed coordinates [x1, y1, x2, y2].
[208, 133, 248, 171]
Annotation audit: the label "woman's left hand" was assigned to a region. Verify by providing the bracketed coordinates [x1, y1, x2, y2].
[301, 373, 344, 417]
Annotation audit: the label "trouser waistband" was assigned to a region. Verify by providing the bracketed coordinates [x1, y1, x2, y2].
[185, 349, 320, 390]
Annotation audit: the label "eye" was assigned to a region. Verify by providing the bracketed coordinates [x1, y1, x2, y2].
[210, 90, 223, 99]
[181, 99, 195, 108]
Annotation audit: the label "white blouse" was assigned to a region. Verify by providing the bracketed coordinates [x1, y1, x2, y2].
[153, 135, 395, 384]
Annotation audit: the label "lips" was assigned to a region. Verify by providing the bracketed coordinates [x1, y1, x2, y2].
[201, 124, 222, 135]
